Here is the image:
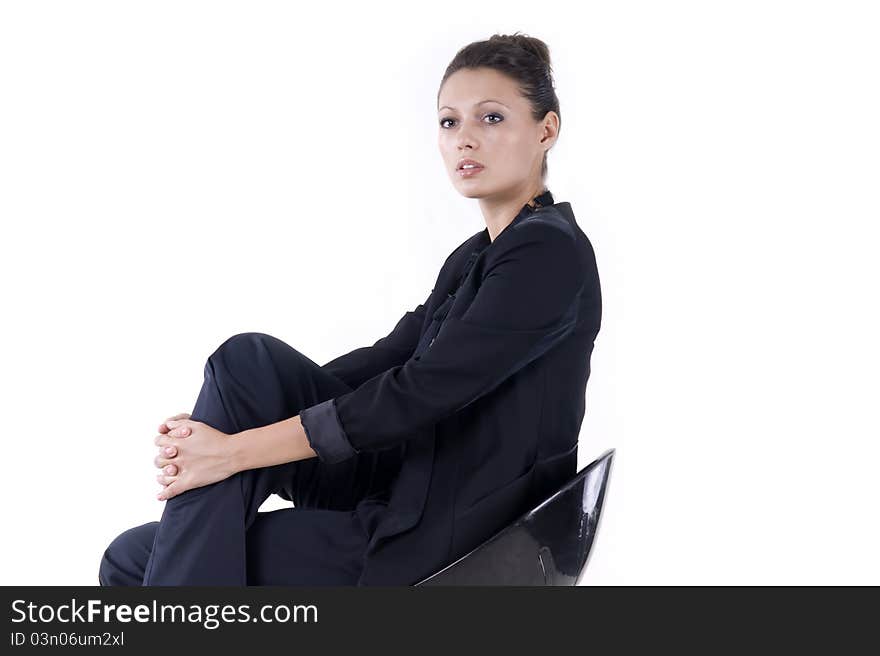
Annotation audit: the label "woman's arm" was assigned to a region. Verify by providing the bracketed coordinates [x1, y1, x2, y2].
[320, 239, 474, 388]
[299, 219, 589, 464]
[319, 294, 431, 389]
[319, 241, 474, 388]
[230, 415, 318, 472]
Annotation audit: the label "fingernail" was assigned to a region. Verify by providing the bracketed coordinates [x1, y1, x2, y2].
[165, 447, 174, 454]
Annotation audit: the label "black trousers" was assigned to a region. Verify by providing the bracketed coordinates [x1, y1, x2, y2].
[98, 333, 398, 586]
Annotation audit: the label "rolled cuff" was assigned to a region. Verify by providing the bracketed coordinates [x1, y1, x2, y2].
[299, 398, 359, 464]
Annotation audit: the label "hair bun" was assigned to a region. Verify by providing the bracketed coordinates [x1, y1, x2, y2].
[490, 32, 553, 70]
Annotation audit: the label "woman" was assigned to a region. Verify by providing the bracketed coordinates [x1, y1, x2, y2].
[99, 32, 602, 586]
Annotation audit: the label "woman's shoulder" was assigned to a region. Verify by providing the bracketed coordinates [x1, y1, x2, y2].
[513, 202, 577, 240]
[514, 202, 598, 268]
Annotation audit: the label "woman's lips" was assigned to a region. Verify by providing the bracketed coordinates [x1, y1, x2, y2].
[457, 165, 484, 177]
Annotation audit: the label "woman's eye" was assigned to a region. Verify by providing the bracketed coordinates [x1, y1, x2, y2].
[439, 113, 503, 129]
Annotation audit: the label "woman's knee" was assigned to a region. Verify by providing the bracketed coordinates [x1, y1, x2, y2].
[211, 332, 295, 365]
[208, 332, 262, 364]
[215, 331, 295, 354]
[209, 332, 312, 380]
[217, 332, 271, 351]
[98, 522, 158, 586]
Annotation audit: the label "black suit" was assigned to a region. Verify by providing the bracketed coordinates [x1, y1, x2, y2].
[301, 189, 603, 585]
[98, 189, 601, 586]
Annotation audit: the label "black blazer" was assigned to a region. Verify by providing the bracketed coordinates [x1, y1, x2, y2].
[300, 190, 602, 585]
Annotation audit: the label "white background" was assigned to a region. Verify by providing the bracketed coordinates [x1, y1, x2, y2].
[1, 0, 877, 585]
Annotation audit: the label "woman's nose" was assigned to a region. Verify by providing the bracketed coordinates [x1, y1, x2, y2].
[457, 137, 477, 151]
[456, 125, 478, 150]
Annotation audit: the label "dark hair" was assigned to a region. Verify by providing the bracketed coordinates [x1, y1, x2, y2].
[437, 32, 561, 181]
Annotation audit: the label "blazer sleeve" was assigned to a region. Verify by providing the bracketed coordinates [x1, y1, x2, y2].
[300, 221, 584, 464]
[319, 292, 431, 390]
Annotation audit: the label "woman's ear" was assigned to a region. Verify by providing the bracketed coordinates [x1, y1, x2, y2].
[539, 111, 560, 149]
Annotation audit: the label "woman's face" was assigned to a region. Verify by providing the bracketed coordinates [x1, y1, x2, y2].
[437, 67, 556, 200]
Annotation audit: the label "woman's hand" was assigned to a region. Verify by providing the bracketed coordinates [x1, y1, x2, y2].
[153, 417, 238, 501]
[158, 412, 191, 437]
[154, 412, 190, 477]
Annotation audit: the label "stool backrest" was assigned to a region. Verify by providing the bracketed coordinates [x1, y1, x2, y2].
[415, 448, 615, 585]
